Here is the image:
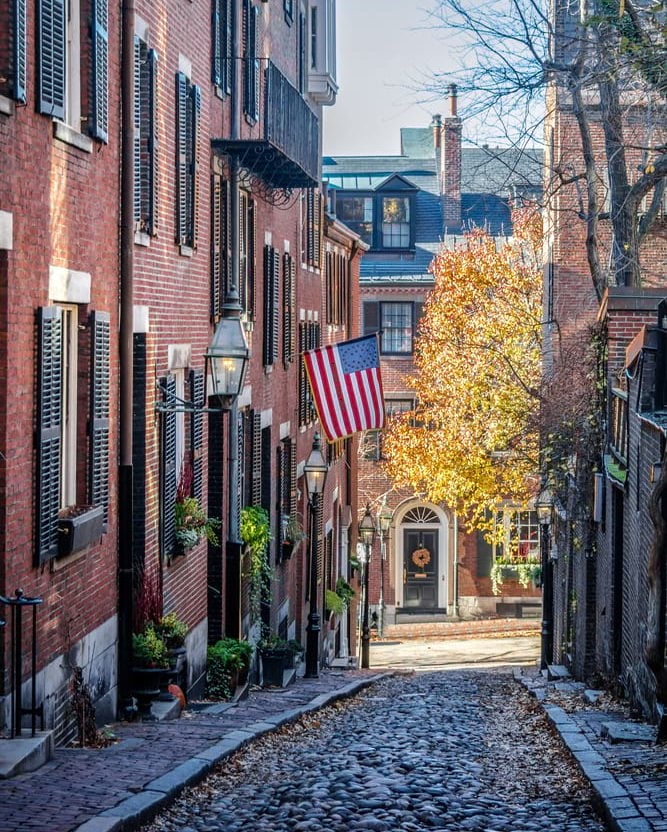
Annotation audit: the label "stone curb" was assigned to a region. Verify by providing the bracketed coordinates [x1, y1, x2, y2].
[72, 672, 390, 832]
[516, 674, 651, 832]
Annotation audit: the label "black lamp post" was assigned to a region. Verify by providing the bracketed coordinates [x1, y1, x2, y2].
[304, 433, 328, 679]
[377, 499, 393, 638]
[536, 492, 554, 671]
[358, 503, 376, 669]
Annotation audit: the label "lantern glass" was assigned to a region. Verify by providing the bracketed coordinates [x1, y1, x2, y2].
[206, 316, 249, 403]
[304, 433, 328, 496]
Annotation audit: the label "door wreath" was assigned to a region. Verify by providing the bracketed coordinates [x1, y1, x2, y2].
[411, 547, 431, 568]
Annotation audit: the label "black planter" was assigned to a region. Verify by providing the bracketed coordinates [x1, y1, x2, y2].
[58, 505, 104, 556]
[260, 649, 289, 686]
[130, 666, 165, 719]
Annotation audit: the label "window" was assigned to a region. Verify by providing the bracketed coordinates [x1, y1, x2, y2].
[36, 307, 110, 563]
[310, 6, 317, 69]
[494, 510, 540, 562]
[610, 388, 628, 465]
[299, 320, 320, 426]
[381, 196, 410, 247]
[160, 369, 205, 559]
[335, 190, 414, 250]
[363, 300, 424, 355]
[336, 195, 373, 247]
[361, 399, 413, 461]
[211, 173, 230, 319]
[298, 8, 307, 94]
[175, 71, 201, 248]
[37, 0, 108, 141]
[134, 37, 158, 235]
[212, 0, 232, 95]
[276, 436, 297, 562]
[239, 190, 256, 319]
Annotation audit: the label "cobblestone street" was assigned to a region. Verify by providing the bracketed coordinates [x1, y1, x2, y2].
[142, 670, 606, 832]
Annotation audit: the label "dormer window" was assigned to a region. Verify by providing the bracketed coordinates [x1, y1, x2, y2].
[381, 196, 410, 248]
[329, 174, 417, 251]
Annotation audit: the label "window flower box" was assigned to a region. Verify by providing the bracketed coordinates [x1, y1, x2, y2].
[58, 505, 104, 556]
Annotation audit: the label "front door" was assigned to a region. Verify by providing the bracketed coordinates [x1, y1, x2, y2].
[403, 529, 438, 608]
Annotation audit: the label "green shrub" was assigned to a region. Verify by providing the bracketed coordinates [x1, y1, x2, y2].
[156, 613, 188, 648]
[132, 625, 169, 668]
[206, 639, 253, 699]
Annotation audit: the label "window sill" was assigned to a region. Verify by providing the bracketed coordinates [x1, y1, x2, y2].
[53, 121, 93, 153]
[135, 230, 151, 247]
[0, 96, 13, 116]
[179, 244, 194, 258]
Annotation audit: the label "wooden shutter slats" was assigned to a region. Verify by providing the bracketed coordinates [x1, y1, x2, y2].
[147, 49, 159, 234]
[90, 311, 110, 524]
[282, 253, 295, 366]
[190, 369, 205, 502]
[13, 0, 28, 103]
[91, 0, 109, 142]
[212, 174, 223, 318]
[38, 0, 66, 119]
[36, 306, 62, 564]
[251, 411, 262, 507]
[175, 72, 189, 245]
[161, 375, 178, 557]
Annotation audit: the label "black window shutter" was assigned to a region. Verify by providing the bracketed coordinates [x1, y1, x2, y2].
[298, 9, 307, 93]
[237, 411, 246, 519]
[37, 0, 66, 119]
[147, 49, 159, 234]
[306, 189, 315, 264]
[133, 36, 143, 225]
[161, 375, 178, 557]
[36, 306, 62, 564]
[90, 0, 109, 142]
[276, 443, 285, 559]
[190, 369, 205, 502]
[175, 72, 188, 244]
[262, 246, 271, 365]
[212, 0, 222, 87]
[243, 1, 259, 121]
[13, 0, 28, 103]
[239, 190, 248, 314]
[247, 198, 256, 319]
[224, 0, 233, 95]
[288, 438, 297, 517]
[282, 253, 295, 366]
[211, 174, 222, 318]
[313, 190, 322, 268]
[298, 323, 307, 426]
[188, 84, 201, 248]
[363, 301, 379, 335]
[89, 311, 110, 523]
[271, 249, 280, 365]
[251, 411, 262, 507]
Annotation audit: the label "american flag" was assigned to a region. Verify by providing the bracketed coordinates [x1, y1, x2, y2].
[303, 335, 385, 442]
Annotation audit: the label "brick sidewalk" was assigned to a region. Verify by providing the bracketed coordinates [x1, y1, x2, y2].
[516, 666, 667, 832]
[0, 668, 385, 832]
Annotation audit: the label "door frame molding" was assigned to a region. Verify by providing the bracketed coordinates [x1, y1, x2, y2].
[395, 499, 450, 611]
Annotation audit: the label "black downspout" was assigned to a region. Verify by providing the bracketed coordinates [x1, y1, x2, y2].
[118, 0, 135, 714]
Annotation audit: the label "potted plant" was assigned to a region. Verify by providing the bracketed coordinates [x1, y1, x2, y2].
[209, 637, 253, 686]
[174, 466, 220, 553]
[156, 612, 188, 685]
[258, 635, 291, 686]
[281, 513, 306, 559]
[131, 624, 171, 717]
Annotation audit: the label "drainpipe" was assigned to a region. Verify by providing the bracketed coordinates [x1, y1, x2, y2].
[118, 0, 135, 712]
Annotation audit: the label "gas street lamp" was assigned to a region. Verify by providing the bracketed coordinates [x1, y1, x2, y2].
[304, 433, 328, 679]
[536, 491, 554, 671]
[358, 504, 376, 669]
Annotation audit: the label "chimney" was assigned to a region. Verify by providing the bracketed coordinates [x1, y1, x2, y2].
[442, 84, 462, 230]
[448, 83, 458, 117]
[430, 113, 443, 151]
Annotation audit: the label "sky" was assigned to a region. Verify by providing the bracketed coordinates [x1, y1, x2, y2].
[323, 0, 460, 157]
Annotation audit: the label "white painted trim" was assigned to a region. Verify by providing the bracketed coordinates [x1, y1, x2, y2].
[168, 344, 191, 370]
[0, 211, 13, 250]
[49, 266, 91, 303]
[133, 306, 150, 334]
[394, 500, 450, 611]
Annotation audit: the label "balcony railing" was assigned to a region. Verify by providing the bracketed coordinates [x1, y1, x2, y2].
[213, 59, 320, 190]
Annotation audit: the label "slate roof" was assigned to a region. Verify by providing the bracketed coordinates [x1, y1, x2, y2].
[322, 136, 543, 283]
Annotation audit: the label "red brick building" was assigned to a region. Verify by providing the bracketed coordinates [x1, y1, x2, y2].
[0, 0, 362, 743]
[324, 96, 544, 629]
[0, 0, 121, 742]
[542, 3, 667, 719]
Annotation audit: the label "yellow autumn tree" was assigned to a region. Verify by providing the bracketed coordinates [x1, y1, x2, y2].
[383, 208, 543, 533]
